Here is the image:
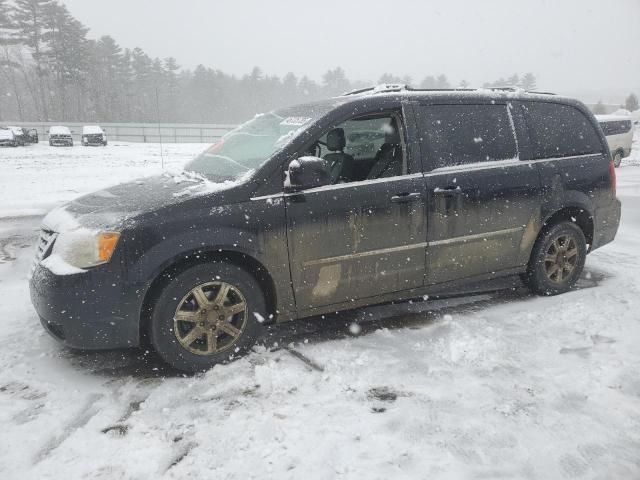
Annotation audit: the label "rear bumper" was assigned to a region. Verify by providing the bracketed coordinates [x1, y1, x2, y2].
[591, 199, 621, 251]
[29, 262, 141, 350]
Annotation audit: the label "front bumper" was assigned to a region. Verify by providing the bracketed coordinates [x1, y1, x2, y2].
[591, 199, 621, 251]
[83, 135, 105, 145]
[49, 138, 73, 146]
[29, 262, 141, 350]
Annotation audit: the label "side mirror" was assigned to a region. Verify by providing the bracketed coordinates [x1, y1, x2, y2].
[285, 156, 331, 192]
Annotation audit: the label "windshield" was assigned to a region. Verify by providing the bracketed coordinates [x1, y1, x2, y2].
[184, 103, 336, 181]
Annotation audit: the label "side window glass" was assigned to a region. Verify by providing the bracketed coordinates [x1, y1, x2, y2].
[599, 120, 632, 136]
[416, 104, 517, 169]
[522, 102, 603, 159]
[310, 114, 407, 184]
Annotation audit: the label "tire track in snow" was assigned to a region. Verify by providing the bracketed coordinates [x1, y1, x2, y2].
[34, 393, 104, 463]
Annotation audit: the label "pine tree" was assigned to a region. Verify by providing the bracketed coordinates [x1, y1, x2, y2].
[13, 0, 55, 120]
[625, 93, 639, 112]
[420, 75, 437, 89]
[322, 67, 350, 96]
[521, 73, 536, 91]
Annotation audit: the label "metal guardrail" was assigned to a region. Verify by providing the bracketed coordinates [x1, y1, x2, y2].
[0, 121, 237, 143]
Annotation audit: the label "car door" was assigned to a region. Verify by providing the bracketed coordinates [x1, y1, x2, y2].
[414, 102, 542, 285]
[285, 107, 427, 311]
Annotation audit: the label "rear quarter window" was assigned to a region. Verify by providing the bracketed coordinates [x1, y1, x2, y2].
[521, 102, 604, 159]
[416, 104, 518, 169]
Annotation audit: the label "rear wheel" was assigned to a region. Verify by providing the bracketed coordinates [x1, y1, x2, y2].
[522, 222, 587, 295]
[613, 151, 623, 168]
[149, 261, 265, 372]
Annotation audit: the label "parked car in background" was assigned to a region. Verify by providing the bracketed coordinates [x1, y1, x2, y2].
[81, 125, 107, 146]
[596, 114, 634, 167]
[29, 86, 621, 372]
[48, 126, 73, 147]
[24, 128, 39, 144]
[0, 126, 17, 147]
[7, 126, 26, 146]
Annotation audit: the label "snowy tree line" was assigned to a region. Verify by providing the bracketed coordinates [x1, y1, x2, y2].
[1, 0, 540, 123]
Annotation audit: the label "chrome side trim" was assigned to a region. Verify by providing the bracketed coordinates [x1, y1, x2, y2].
[252, 153, 603, 200]
[303, 226, 524, 267]
[303, 241, 428, 267]
[251, 173, 425, 201]
[424, 153, 602, 176]
[250, 193, 285, 201]
[429, 227, 523, 247]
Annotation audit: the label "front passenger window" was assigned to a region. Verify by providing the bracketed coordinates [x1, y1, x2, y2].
[311, 114, 407, 184]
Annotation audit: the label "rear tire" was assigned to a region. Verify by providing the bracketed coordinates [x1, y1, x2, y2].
[149, 261, 266, 372]
[522, 222, 587, 296]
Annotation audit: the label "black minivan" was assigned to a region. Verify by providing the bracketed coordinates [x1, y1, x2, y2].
[29, 86, 621, 372]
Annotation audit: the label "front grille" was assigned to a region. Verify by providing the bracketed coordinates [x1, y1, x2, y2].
[31, 229, 57, 273]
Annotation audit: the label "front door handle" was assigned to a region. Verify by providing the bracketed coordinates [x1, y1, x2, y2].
[390, 192, 422, 203]
[433, 186, 462, 196]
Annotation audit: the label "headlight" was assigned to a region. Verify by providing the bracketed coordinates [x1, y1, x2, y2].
[51, 230, 120, 269]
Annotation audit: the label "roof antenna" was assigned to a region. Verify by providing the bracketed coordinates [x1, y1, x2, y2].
[155, 86, 165, 169]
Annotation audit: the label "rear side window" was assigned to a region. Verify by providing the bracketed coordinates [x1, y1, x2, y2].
[599, 120, 632, 136]
[416, 104, 517, 169]
[521, 102, 603, 159]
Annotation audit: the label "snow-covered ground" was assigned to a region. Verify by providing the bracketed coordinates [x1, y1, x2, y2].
[0, 138, 639, 479]
[0, 142, 203, 218]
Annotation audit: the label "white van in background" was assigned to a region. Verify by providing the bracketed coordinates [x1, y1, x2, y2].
[596, 114, 634, 167]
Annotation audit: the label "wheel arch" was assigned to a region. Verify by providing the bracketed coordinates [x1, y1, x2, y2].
[139, 247, 278, 344]
[541, 206, 594, 248]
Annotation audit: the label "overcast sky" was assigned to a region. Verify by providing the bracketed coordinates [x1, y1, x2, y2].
[61, 0, 639, 99]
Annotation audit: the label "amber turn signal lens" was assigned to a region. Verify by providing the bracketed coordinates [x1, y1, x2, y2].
[97, 232, 120, 262]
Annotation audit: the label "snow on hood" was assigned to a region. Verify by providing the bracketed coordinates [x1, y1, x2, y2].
[48, 169, 252, 232]
[49, 126, 71, 135]
[83, 125, 104, 134]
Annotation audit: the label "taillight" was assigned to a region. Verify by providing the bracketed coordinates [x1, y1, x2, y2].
[609, 159, 616, 197]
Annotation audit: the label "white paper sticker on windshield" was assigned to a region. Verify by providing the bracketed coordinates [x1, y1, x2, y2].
[280, 117, 312, 126]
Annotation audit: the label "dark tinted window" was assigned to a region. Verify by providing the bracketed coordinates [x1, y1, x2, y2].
[599, 120, 632, 136]
[417, 104, 517, 169]
[521, 102, 603, 159]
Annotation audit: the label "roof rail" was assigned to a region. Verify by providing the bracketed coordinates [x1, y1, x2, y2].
[341, 84, 556, 97]
[485, 85, 556, 95]
[341, 84, 408, 96]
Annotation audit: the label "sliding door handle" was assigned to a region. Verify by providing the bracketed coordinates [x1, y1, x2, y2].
[390, 192, 422, 203]
[433, 186, 462, 196]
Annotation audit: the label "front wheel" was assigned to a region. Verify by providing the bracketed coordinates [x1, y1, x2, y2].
[149, 261, 266, 372]
[522, 222, 587, 296]
[613, 151, 623, 168]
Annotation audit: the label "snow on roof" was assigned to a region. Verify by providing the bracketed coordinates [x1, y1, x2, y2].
[0, 128, 14, 139]
[83, 125, 104, 134]
[595, 114, 633, 123]
[49, 126, 71, 134]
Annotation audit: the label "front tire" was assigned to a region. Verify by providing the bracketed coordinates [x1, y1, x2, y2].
[522, 222, 587, 296]
[613, 151, 623, 168]
[149, 261, 266, 372]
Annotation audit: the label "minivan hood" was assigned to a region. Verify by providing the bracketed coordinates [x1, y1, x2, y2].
[47, 172, 242, 231]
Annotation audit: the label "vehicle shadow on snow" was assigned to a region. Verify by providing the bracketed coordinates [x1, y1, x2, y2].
[59, 267, 610, 379]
